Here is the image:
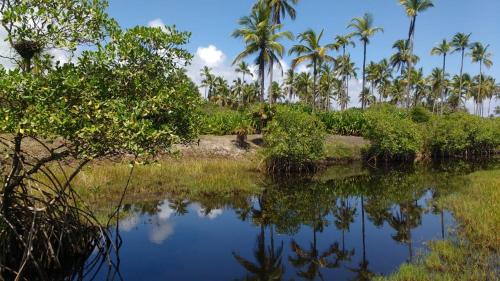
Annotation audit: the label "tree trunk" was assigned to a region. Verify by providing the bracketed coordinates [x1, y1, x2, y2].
[459, 49, 465, 99]
[406, 16, 417, 108]
[259, 60, 265, 103]
[441, 53, 447, 115]
[2, 134, 22, 216]
[269, 60, 274, 105]
[313, 60, 318, 110]
[362, 42, 367, 109]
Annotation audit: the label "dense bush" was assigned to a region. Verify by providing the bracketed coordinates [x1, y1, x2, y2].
[362, 105, 424, 161]
[411, 106, 432, 123]
[263, 107, 326, 173]
[427, 113, 500, 157]
[199, 109, 252, 135]
[318, 108, 367, 136]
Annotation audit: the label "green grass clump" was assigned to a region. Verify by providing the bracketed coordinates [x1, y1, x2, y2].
[378, 168, 500, 281]
[72, 158, 263, 203]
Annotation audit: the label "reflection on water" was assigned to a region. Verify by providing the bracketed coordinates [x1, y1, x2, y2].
[86, 160, 496, 281]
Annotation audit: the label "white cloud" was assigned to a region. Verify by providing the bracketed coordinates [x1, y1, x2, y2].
[196, 205, 223, 220]
[158, 200, 175, 220]
[196, 45, 225, 67]
[119, 215, 140, 232]
[0, 26, 16, 69]
[149, 222, 175, 244]
[148, 18, 168, 32]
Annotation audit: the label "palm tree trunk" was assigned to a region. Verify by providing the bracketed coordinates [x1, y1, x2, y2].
[441, 53, 447, 115]
[313, 60, 318, 110]
[406, 16, 416, 108]
[479, 60, 483, 116]
[361, 195, 366, 262]
[259, 60, 265, 103]
[269, 60, 274, 105]
[459, 49, 465, 98]
[362, 42, 367, 109]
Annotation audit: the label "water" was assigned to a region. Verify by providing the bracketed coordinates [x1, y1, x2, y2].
[84, 162, 492, 281]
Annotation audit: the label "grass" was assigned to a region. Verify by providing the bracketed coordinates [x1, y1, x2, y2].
[324, 135, 370, 160]
[72, 157, 263, 204]
[378, 169, 500, 281]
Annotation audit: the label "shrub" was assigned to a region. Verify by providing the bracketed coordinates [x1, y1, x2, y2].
[411, 106, 432, 123]
[428, 113, 500, 157]
[247, 103, 275, 133]
[318, 108, 367, 136]
[263, 107, 326, 173]
[363, 105, 424, 161]
[199, 109, 251, 135]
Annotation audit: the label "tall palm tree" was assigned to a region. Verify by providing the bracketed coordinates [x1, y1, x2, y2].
[390, 39, 419, 76]
[470, 42, 493, 116]
[284, 69, 296, 101]
[428, 68, 446, 113]
[333, 34, 356, 57]
[334, 55, 358, 110]
[319, 65, 338, 110]
[289, 29, 335, 109]
[257, 0, 300, 24]
[200, 66, 215, 99]
[232, 4, 293, 103]
[236, 61, 254, 83]
[451, 32, 472, 96]
[348, 13, 383, 109]
[431, 39, 451, 114]
[376, 59, 393, 102]
[399, 0, 434, 107]
[294, 72, 314, 105]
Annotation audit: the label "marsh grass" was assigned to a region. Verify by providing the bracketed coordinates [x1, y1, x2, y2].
[378, 169, 500, 281]
[72, 157, 263, 204]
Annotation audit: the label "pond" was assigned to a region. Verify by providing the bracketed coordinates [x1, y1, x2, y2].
[86, 161, 494, 281]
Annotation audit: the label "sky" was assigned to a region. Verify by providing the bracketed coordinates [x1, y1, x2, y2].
[106, 0, 500, 110]
[1, 0, 499, 110]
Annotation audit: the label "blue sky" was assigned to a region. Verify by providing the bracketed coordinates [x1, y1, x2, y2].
[108, 0, 499, 81]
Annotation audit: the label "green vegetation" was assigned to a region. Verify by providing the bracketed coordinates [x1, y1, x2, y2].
[318, 109, 367, 136]
[73, 158, 262, 203]
[263, 106, 325, 173]
[379, 168, 500, 281]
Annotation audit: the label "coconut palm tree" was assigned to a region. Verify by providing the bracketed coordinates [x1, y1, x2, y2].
[428, 68, 446, 113]
[236, 61, 254, 83]
[398, 0, 434, 107]
[200, 66, 215, 100]
[451, 32, 472, 96]
[334, 55, 358, 110]
[389, 78, 407, 106]
[319, 65, 339, 110]
[257, 0, 300, 24]
[431, 39, 451, 114]
[333, 34, 356, 57]
[348, 13, 383, 109]
[294, 71, 314, 105]
[284, 69, 296, 101]
[289, 29, 335, 109]
[232, 4, 293, 103]
[376, 59, 393, 102]
[390, 39, 419, 76]
[470, 42, 493, 116]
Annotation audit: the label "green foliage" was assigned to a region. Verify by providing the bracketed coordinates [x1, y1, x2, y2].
[410, 106, 432, 123]
[0, 24, 201, 157]
[263, 107, 326, 173]
[200, 109, 252, 135]
[363, 105, 423, 160]
[247, 103, 276, 133]
[427, 113, 500, 156]
[318, 108, 367, 136]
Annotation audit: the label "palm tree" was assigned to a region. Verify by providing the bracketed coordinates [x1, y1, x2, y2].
[399, 0, 434, 107]
[376, 59, 393, 102]
[200, 66, 215, 99]
[348, 13, 383, 109]
[428, 68, 446, 113]
[431, 39, 451, 114]
[334, 54, 358, 110]
[284, 69, 296, 101]
[289, 29, 336, 109]
[294, 72, 314, 105]
[319, 65, 338, 110]
[333, 34, 356, 56]
[470, 42, 493, 116]
[451, 32, 472, 96]
[236, 61, 254, 83]
[257, 0, 300, 24]
[390, 39, 419, 76]
[232, 4, 293, 103]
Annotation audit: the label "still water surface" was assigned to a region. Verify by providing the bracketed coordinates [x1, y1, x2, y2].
[89, 162, 494, 281]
